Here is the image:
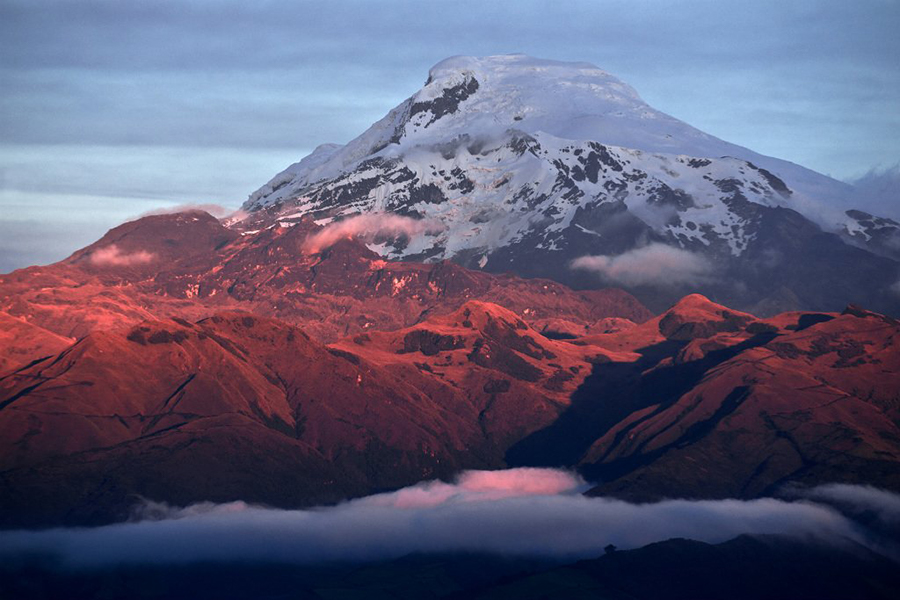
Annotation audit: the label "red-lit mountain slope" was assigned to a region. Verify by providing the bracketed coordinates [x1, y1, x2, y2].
[0, 210, 650, 371]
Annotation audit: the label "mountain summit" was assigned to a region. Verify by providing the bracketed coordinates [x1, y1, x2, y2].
[245, 55, 839, 207]
[242, 54, 898, 315]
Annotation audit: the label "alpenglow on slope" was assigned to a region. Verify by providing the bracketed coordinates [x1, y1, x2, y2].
[243, 55, 900, 315]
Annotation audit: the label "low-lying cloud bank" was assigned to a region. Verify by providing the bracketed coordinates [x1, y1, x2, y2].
[89, 244, 156, 267]
[571, 243, 713, 287]
[2, 469, 896, 569]
[303, 213, 444, 254]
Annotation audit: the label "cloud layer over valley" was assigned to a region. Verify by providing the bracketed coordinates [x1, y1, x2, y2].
[1, 468, 895, 569]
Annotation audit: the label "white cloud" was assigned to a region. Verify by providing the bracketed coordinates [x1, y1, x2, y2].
[571, 243, 713, 287]
[302, 213, 444, 254]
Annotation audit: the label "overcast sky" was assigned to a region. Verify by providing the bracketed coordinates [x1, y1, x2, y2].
[1, 0, 898, 271]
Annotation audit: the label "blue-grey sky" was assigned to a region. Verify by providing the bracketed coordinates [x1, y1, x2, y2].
[1, 0, 898, 272]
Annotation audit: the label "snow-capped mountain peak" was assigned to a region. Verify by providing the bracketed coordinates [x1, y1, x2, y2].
[404, 55, 646, 143]
[241, 54, 897, 316]
[247, 54, 845, 214]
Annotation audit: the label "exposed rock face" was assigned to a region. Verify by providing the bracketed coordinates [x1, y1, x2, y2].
[841, 209, 900, 260]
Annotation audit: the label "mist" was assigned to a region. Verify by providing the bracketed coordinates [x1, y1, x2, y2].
[1, 468, 892, 570]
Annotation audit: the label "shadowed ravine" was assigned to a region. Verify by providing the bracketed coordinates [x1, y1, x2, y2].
[505, 333, 779, 473]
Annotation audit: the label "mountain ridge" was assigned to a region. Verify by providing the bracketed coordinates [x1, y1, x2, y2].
[2, 289, 898, 528]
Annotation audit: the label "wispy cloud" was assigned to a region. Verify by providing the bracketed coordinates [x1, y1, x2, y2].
[89, 244, 155, 267]
[0, 469, 884, 569]
[571, 243, 714, 287]
[302, 213, 444, 254]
